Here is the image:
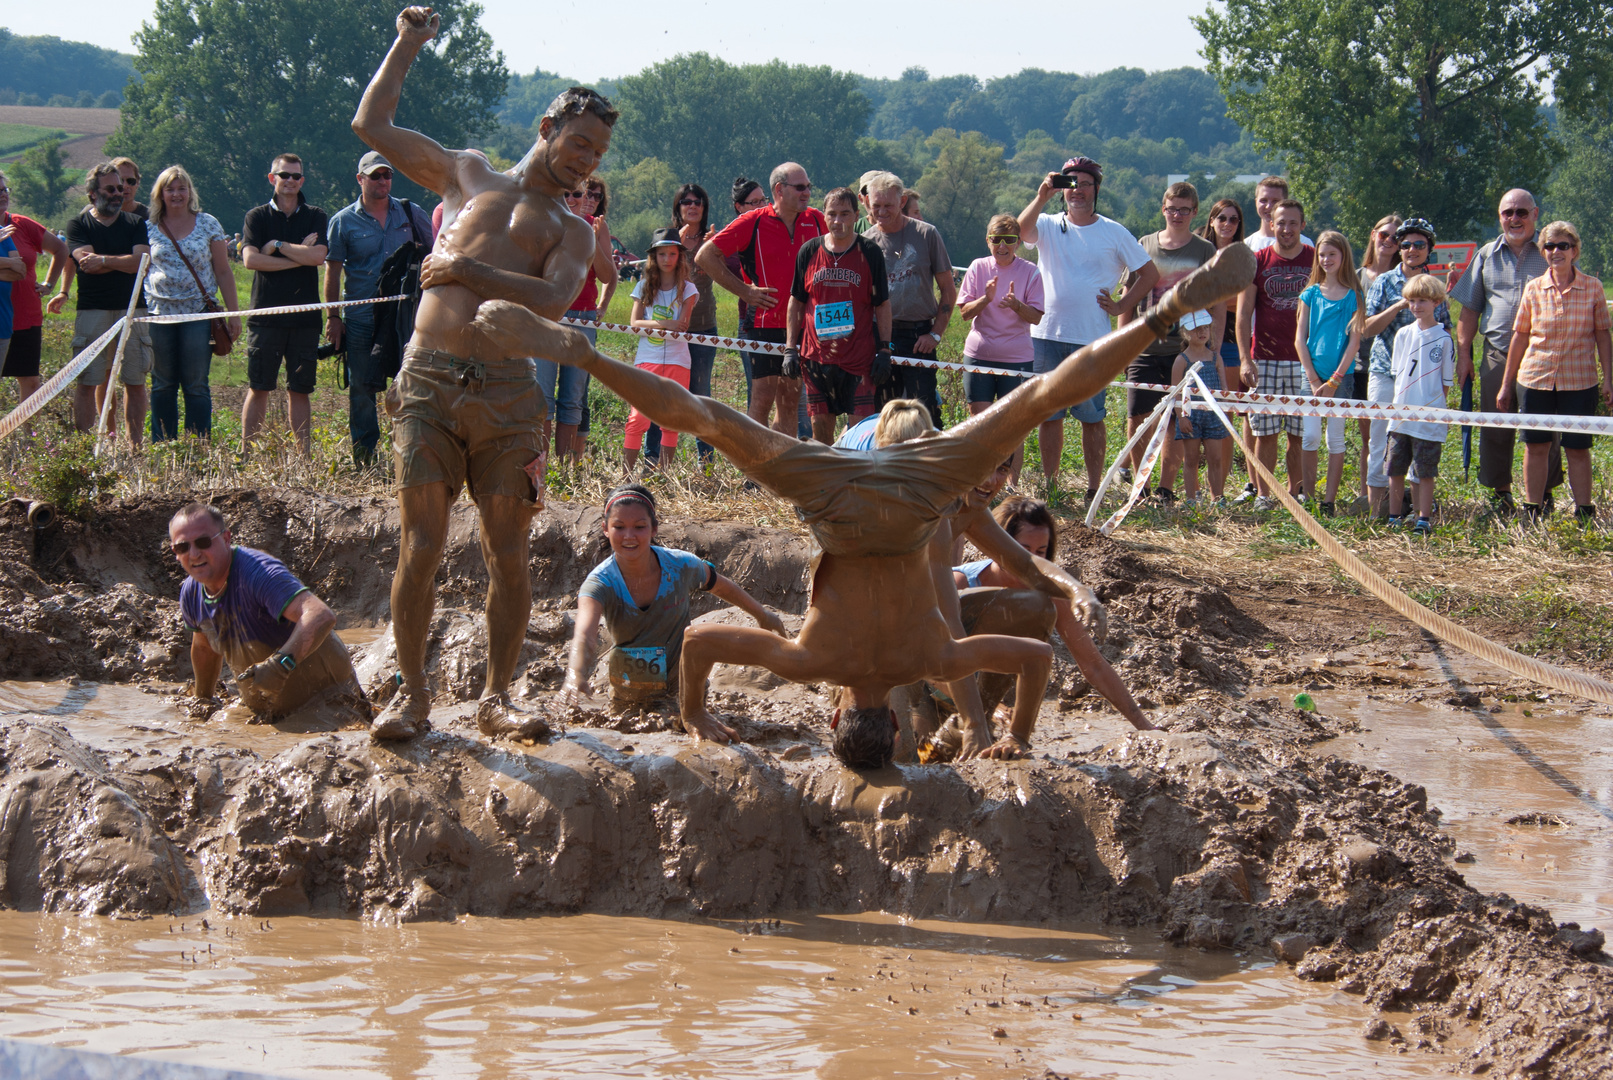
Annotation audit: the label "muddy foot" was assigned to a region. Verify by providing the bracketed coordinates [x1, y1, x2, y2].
[476, 692, 551, 741]
[1154, 243, 1257, 322]
[370, 691, 432, 742]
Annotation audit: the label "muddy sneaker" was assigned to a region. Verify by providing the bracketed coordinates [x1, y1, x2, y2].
[476, 692, 552, 741]
[371, 691, 432, 742]
[1146, 242, 1258, 325]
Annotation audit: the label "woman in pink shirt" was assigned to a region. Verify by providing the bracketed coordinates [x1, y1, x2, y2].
[957, 213, 1044, 484]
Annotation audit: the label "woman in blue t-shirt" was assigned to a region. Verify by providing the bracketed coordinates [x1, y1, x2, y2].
[1294, 230, 1365, 516]
[562, 485, 784, 709]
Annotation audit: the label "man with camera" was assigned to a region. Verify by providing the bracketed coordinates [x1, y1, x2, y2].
[1016, 157, 1158, 498]
[240, 153, 328, 456]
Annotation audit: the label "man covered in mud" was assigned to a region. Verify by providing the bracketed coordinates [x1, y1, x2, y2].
[468, 245, 1255, 767]
[170, 504, 367, 725]
[351, 6, 616, 742]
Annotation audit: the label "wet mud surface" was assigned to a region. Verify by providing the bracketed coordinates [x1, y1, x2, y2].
[0, 491, 1609, 1078]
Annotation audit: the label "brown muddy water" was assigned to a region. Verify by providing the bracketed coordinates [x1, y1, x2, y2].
[0, 673, 1602, 1078]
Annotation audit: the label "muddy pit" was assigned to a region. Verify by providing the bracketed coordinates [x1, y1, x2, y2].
[0, 492, 1608, 1078]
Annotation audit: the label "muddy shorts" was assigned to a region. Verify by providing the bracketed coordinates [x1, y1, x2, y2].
[75, 308, 154, 387]
[230, 632, 369, 723]
[1248, 359, 1305, 436]
[801, 355, 884, 418]
[1386, 431, 1443, 479]
[749, 433, 1002, 556]
[389, 346, 546, 505]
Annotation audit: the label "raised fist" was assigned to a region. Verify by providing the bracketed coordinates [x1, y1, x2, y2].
[397, 6, 440, 44]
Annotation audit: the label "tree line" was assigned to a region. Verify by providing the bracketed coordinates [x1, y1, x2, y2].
[0, 29, 135, 108]
[7, 0, 1613, 273]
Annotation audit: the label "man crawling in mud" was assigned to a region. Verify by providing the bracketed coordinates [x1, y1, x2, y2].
[353, 6, 616, 742]
[170, 503, 368, 726]
[468, 244, 1256, 766]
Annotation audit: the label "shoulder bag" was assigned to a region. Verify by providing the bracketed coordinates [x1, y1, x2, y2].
[160, 219, 237, 357]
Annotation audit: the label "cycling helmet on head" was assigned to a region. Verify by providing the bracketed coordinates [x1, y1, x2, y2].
[1061, 156, 1103, 185]
[1395, 218, 1437, 245]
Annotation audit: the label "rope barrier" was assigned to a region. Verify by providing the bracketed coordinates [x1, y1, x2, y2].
[1174, 363, 1613, 709]
[94, 254, 151, 456]
[0, 318, 126, 442]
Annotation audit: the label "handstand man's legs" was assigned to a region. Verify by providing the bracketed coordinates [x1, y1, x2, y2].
[679, 623, 850, 743]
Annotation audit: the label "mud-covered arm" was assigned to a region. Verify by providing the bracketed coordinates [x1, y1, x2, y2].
[278, 592, 337, 663]
[710, 573, 785, 635]
[563, 595, 606, 701]
[190, 632, 224, 699]
[964, 511, 1106, 641]
[928, 519, 993, 758]
[419, 216, 593, 318]
[1051, 601, 1153, 731]
[351, 7, 459, 198]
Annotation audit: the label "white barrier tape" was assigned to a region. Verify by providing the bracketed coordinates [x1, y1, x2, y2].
[130, 294, 409, 325]
[0, 319, 126, 442]
[563, 316, 1035, 379]
[1088, 379, 1190, 535]
[95, 254, 152, 455]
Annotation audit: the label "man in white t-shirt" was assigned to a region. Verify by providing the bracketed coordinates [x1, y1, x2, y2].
[1017, 156, 1158, 498]
[1244, 175, 1315, 254]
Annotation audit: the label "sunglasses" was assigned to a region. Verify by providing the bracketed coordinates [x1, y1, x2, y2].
[275, 172, 303, 180]
[171, 531, 224, 556]
[566, 190, 585, 199]
[1542, 241, 1576, 252]
[1500, 208, 1532, 219]
[1214, 214, 1239, 224]
[987, 234, 1020, 244]
[783, 182, 812, 192]
[1400, 240, 1428, 251]
[679, 197, 703, 207]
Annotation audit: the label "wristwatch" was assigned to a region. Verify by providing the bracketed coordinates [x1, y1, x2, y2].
[271, 239, 284, 254]
[273, 652, 297, 672]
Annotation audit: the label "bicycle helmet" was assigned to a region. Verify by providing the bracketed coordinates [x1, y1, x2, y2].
[1395, 217, 1437, 245]
[1061, 156, 1104, 185]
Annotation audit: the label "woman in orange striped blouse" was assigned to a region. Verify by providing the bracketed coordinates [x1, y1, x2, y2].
[1497, 221, 1613, 523]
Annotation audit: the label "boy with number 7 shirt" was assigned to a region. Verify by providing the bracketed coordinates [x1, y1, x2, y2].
[783, 186, 893, 444]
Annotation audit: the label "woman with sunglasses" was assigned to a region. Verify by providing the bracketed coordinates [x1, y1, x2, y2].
[957, 214, 1044, 486]
[1361, 218, 1449, 518]
[545, 179, 618, 464]
[1497, 221, 1611, 523]
[646, 184, 719, 465]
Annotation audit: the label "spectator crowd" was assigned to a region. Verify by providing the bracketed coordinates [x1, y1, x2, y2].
[2, 148, 1609, 531]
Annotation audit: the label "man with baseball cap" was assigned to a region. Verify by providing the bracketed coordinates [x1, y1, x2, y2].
[323, 149, 435, 467]
[1016, 157, 1158, 499]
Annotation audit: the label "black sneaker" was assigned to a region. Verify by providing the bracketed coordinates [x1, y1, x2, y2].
[1488, 490, 1516, 517]
[1155, 487, 1176, 505]
[1320, 501, 1336, 517]
[1575, 503, 1597, 524]
[1543, 491, 1556, 517]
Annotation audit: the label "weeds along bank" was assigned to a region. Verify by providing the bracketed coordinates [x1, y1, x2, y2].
[0, 488, 1608, 1077]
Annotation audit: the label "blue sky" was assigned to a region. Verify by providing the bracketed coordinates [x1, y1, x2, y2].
[7, 0, 1214, 82]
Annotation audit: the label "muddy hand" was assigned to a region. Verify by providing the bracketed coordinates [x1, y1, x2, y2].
[1072, 581, 1107, 646]
[977, 733, 1031, 760]
[236, 661, 290, 713]
[419, 243, 465, 290]
[560, 669, 603, 709]
[955, 716, 994, 761]
[397, 6, 440, 44]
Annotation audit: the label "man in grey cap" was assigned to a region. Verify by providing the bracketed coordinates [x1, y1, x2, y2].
[323, 148, 435, 466]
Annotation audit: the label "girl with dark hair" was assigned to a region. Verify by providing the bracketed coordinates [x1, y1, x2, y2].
[562, 485, 783, 708]
[951, 496, 1150, 733]
[647, 183, 717, 464]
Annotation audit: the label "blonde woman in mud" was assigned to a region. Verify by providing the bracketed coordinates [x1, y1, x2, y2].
[466, 242, 1256, 768]
[562, 485, 784, 709]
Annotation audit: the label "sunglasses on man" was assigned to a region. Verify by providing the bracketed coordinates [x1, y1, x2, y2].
[1500, 208, 1533, 219]
[275, 172, 303, 180]
[171, 532, 225, 556]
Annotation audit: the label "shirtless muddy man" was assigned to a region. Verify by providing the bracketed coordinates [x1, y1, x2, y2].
[471, 245, 1257, 765]
[354, 6, 615, 741]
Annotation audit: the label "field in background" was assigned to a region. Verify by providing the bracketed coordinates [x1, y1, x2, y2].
[0, 105, 120, 167]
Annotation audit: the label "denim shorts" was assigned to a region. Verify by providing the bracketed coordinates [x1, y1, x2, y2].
[962, 362, 1031, 404]
[1032, 336, 1105, 423]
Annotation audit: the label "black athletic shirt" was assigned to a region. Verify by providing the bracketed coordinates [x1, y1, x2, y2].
[790, 235, 888, 375]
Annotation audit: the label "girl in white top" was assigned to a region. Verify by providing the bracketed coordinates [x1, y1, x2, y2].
[625, 227, 699, 471]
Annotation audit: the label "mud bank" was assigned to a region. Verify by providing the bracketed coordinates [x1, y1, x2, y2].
[0, 492, 1609, 1077]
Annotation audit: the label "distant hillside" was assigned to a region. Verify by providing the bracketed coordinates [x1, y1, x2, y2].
[0, 29, 136, 107]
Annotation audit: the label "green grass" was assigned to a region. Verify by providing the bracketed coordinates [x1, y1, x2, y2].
[0, 123, 70, 158]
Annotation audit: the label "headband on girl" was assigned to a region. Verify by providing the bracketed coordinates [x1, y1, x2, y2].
[605, 491, 654, 516]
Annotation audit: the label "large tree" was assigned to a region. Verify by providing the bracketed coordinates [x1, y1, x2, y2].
[1197, 0, 1613, 239]
[108, 0, 507, 233]
[915, 129, 1010, 263]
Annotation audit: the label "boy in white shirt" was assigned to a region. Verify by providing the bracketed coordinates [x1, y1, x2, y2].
[1386, 274, 1455, 535]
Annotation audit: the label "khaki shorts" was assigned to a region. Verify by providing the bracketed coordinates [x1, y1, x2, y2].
[389, 346, 546, 504]
[750, 432, 1003, 557]
[75, 308, 154, 387]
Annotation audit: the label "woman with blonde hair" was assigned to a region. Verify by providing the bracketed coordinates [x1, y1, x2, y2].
[1498, 221, 1612, 522]
[144, 165, 239, 440]
[1295, 230, 1365, 514]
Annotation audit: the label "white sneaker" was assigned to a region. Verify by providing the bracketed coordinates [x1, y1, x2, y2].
[1233, 482, 1257, 504]
[1118, 466, 1134, 485]
[1293, 491, 1308, 505]
[1253, 495, 1278, 512]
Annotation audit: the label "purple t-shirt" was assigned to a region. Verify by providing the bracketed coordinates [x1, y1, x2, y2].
[180, 546, 309, 672]
[959, 256, 1044, 366]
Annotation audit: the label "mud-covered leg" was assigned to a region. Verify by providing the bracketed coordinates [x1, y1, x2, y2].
[953, 244, 1257, 461]
[372, 482, 450, 741]
[933, 633, 1053, 760]
[679, 623, 837, 743]
[470, 300, 796, 472]
[473, 492, 550, 740]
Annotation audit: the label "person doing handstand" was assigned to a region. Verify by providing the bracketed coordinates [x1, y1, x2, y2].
[464, 243, 1257, 767]
[561, 485, 784, 709]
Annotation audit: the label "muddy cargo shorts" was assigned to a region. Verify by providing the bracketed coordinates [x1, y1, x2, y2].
[389, 346, 546, 504]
